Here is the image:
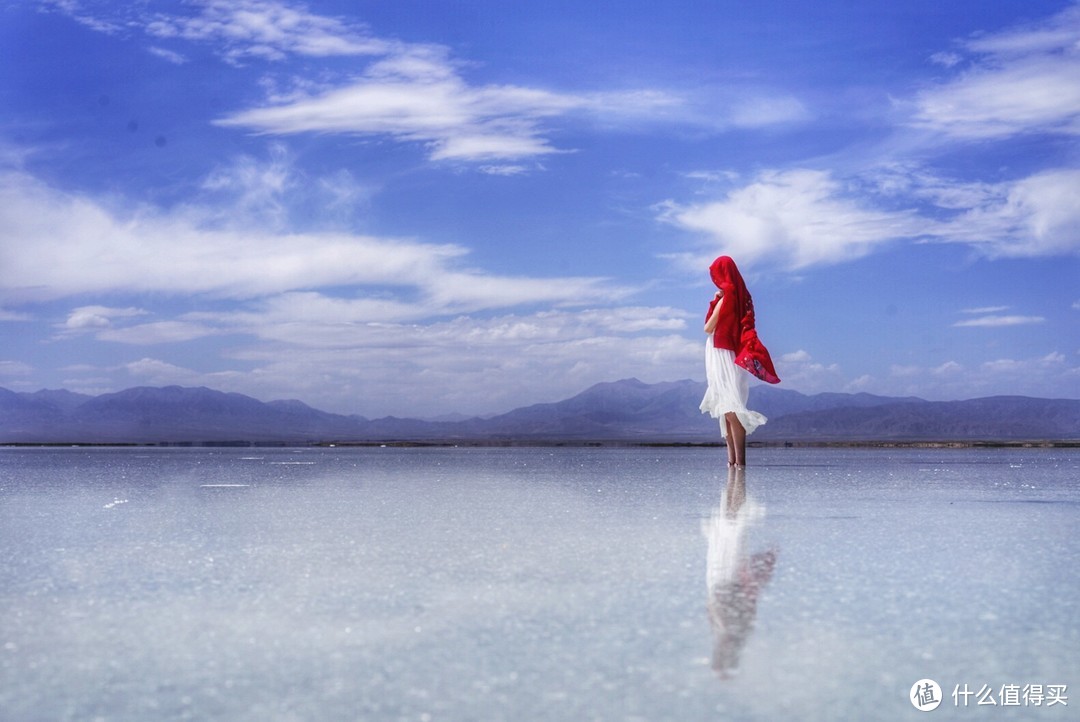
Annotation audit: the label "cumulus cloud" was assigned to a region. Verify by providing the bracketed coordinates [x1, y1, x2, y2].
[666, 163, 1080, 272]
[659, 169, 930, 270]
[771, 349, 845, 393]
[61, 306, 148, 332]
[886, 352, 1075, 399]
[912, 4, 1080, 138]
[122, 357, 246, 389]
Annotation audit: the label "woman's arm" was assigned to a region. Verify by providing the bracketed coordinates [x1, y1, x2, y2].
[704, 290, 724, 334]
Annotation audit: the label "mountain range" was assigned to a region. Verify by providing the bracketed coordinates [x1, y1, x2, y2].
[2, 380, 1078, 444]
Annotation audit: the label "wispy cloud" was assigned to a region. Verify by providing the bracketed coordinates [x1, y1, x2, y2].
[0, 308, 32, 322]
[932, 169, 1080, 257]
[37, 0, 125, 34]
[0, 168, 624, 312]
[143, 0, 391, 63]
[953, 314, 1046, 328]
[912, 4, 1080, 139]
[215, 49, 570, 161]
[147, 46, 188, 64]
[214, 44, 685, 162]
[0, 360, 36, 379]
[69, 307, 699, 416]
[41, 0, 802, 165]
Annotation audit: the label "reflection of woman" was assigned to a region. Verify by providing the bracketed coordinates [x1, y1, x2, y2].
[700, 256, 779, 467]
[703, 466, 776, 678]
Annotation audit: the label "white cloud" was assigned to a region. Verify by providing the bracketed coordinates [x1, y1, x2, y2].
[659, 169, 930, 270]
[866, 163, 1000, 210]
[0, 169, 623, 311]
[37, 0, 125, 34]
[932, 361, 963, 376]
[59, 306, 147, 335]
[885, 352, 1075, 400]
[933, 169, 1080, 257]
[981, 352, 1066, 374]
[143, 0, 391, 64]
[889, 365, 921, 379]
[665, 164, 1080, 272]
[212, 43, 579, 161]
[0, 360, 35, 378]
[771, 349, 844, 394]
[213, 44, 687, 163]
[961, 306, 1010, 315]
[43, 1, 802, 166]
[954, 314, 1046, 328]
[865, 165, 1080, 257]
[99, 321, 224, 345]
[728, 96, 810, 128]
[0, 308, 32, 322]
[683, 170, 741, 185]
[65, 306, 700, 416]
[913, 4, 1080, 139]
[779, 350, 812, 363]
[147, 46, 187, 64]
[479, 164, 530, 177]
[929, 52, 963, 68]
[122, 357, 244, 389]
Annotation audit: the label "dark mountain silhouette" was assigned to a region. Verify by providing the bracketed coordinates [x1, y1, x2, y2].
[1, 380, 1077, 444]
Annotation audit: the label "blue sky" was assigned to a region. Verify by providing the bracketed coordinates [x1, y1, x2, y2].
[2, 0, 1078, 417]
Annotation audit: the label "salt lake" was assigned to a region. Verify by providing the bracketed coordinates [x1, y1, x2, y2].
[1, 446, 1077, 721]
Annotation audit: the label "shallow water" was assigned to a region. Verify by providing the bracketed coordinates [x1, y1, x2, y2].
[1, 446, 1077, 721]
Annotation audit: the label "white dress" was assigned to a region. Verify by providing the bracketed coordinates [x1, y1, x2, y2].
[699, 340, 767, 438]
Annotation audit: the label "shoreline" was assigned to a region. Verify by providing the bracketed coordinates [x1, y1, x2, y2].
[3, 439, 1078, 449]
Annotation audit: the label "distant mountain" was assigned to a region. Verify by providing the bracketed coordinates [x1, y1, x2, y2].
[761, 396, 1080, 441]
[0, 386, 367, 443]
[460, 378, 708, 440]
[1, 381, 1078, 444]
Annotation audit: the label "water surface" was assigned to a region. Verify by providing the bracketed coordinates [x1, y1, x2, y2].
[1, 446, 1076, 720]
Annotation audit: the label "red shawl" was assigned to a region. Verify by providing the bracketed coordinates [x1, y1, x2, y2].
[706, 256, 780, 385]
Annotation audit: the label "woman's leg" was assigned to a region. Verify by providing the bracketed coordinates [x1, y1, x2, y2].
[725, 412, 747, 466]
[723, 417, 736, 465]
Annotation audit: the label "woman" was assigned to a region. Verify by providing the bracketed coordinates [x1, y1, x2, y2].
[700, 256, 779, 466]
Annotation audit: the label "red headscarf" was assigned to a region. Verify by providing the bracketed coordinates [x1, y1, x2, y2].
[707, 256, 780, 384]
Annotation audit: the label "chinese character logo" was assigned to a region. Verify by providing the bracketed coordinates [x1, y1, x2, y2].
[911, 679, 943, 711]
